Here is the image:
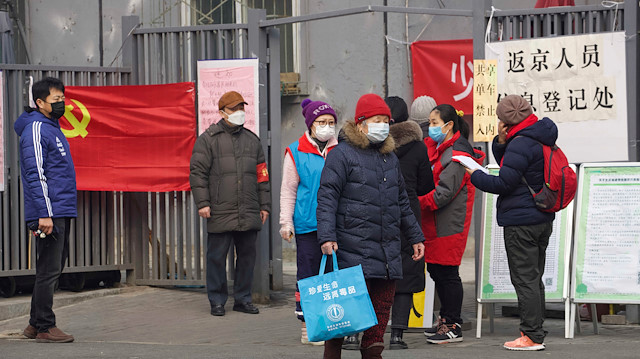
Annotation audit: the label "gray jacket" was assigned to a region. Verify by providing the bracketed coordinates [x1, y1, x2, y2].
[189, 120, 271, 233]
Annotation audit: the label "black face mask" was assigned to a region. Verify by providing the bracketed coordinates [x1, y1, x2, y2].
[49, 101, 66, 120]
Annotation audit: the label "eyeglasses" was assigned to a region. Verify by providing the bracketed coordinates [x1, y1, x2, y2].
[314, 120, 335, 128]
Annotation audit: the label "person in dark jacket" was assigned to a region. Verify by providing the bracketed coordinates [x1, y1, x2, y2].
[15, 77, 76, 343]
[317, 93, 425, 359]
[190, 91, 271, 317]
[386, 96, 434, 350]
[419, 104, 485, 344]
[468, 95, 554, 351]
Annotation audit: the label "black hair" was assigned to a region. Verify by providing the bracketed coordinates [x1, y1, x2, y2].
[384, 96, 408, 123]
[33, 77, 65, 106]
[431, 104, 470, 139]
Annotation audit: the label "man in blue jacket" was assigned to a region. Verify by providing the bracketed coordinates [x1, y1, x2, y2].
[467, 95, 555, 351]
[15, 77, 77, 343]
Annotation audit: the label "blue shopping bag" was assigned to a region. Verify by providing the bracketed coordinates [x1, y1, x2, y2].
[298, 252, 378, 342]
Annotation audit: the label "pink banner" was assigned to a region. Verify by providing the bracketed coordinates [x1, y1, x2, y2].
[197, 59, 259, 135]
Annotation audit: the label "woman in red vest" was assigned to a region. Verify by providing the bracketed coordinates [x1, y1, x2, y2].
[419, 104, 485, 344]
[279, 99, 338, 345]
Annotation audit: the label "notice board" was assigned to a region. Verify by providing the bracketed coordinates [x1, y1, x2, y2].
[478, 165, 573, 302]
[571, 163, 640, 303]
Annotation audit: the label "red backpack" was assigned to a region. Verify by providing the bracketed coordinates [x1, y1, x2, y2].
[522, 144, 577, 212]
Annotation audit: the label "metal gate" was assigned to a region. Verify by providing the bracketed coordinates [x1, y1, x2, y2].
[0, 65, 133, 296]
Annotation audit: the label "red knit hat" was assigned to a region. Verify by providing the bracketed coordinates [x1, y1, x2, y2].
[355, 93, 392, 124]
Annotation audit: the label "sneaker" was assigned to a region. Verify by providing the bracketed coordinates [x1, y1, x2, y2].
[342, 333, 360, 350]
[426, 322, 463, 344]
[423, 317, 444, 337]
[503, 332, 545, 351]
[35, 327, 74, 343]
[301, 322, 324, 346]
[23, 325, 37, 339]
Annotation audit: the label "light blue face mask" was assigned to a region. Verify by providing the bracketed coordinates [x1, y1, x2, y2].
[365, 122, 390, 144]
[428, 122, 450, 143]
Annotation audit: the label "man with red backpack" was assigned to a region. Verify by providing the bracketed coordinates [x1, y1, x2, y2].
[467, 95, 565, 351]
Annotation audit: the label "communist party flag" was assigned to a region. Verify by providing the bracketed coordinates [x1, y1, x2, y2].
[61, 82, 196, 192]
[411, 39, 473, 114]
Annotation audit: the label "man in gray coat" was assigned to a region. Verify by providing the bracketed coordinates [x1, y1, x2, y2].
[190, 91, 271, 317]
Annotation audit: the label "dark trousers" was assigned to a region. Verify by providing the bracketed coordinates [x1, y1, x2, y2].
[360, 279, 396, 348]
[504, 222, 552, 344]
[427, 263, 463, 324]
[206, 231, 257, 306]
[390, 292, 412, 330]
[294, 231, 324, 321]
[29, 217, 71, 332]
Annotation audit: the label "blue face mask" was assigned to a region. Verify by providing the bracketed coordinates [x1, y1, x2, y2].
[428, 123, 450, 143]
[365, 122, 390, 144]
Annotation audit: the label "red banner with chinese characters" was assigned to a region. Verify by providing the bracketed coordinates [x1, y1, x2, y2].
[411, 39, 473, 114]
[61, 82, 196, 192]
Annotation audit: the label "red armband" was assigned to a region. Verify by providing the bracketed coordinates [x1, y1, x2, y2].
[257, 162, 269, 183]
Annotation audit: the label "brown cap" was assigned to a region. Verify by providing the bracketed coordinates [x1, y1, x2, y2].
[496, 95, 533, 125]
[218, 91, 248, 111]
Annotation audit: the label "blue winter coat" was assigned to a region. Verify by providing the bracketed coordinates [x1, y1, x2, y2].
[14, 110, 77, 221]
[317, 121, 424, 280]
[470, 115, 555, 227]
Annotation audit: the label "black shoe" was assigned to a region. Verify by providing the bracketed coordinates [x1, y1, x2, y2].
[342, 333, 360, 350]
[233, 302, 259, 314]
[389, 335, 408, 350]
[211, 304, 225, 316]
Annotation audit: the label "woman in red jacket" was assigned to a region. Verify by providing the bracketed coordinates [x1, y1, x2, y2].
[419, 104, 485, 344]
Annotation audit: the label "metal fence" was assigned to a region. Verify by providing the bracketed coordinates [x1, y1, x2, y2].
[0, 65, 133, 295]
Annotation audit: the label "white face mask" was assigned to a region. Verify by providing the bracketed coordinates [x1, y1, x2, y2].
[313, 124, 335, 142]
[224, 110, 245, 126]
[365, 122, 389, 144]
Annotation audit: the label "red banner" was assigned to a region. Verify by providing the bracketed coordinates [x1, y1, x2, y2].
[411, 39, 473, 114]
[62, 83, 196, 192]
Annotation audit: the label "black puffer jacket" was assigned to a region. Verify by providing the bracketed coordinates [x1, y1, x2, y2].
[190, 120, 271, 233]
[317, 121, 424, 280]
[390, 120, 434, 293]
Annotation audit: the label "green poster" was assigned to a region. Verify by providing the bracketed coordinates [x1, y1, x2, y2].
[572, 164, 640, 303]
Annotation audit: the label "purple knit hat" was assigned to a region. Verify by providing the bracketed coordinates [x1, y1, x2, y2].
[301, 99, 337, 129]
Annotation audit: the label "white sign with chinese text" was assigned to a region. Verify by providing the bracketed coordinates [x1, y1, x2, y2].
[486, 32, 628, 162]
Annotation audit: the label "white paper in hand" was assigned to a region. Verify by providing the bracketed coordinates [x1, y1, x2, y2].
[452, 155, 488, 174]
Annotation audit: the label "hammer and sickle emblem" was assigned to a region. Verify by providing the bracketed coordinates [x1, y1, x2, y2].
[61, 99, 91, 138]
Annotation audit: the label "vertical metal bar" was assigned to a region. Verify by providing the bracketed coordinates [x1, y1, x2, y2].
[101, 192, 107, 265]
[268, 27, 283, 290]
[119, 192, 126, 264]
[142, 192, 150, 279]
[625, 1, 639, 161]
[544, 14, 552, 36]
[18, 181, 25, 269]
[153, 192, 160, 280]
[2, 192, 7, 270]
[586, 11, 594, 33]
[247, 8, 269, 302]
[162, 192, 169, 280]
[524, 14, 532, 39]
[92, 192, 100, 265]
[185, 193, 193, 280]
[169, 192, 177, 280]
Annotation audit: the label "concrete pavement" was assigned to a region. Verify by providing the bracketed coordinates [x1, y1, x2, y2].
[1, 260, 640, 358]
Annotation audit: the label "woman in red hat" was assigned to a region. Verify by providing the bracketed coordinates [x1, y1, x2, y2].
[317, 93, 425, 359]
